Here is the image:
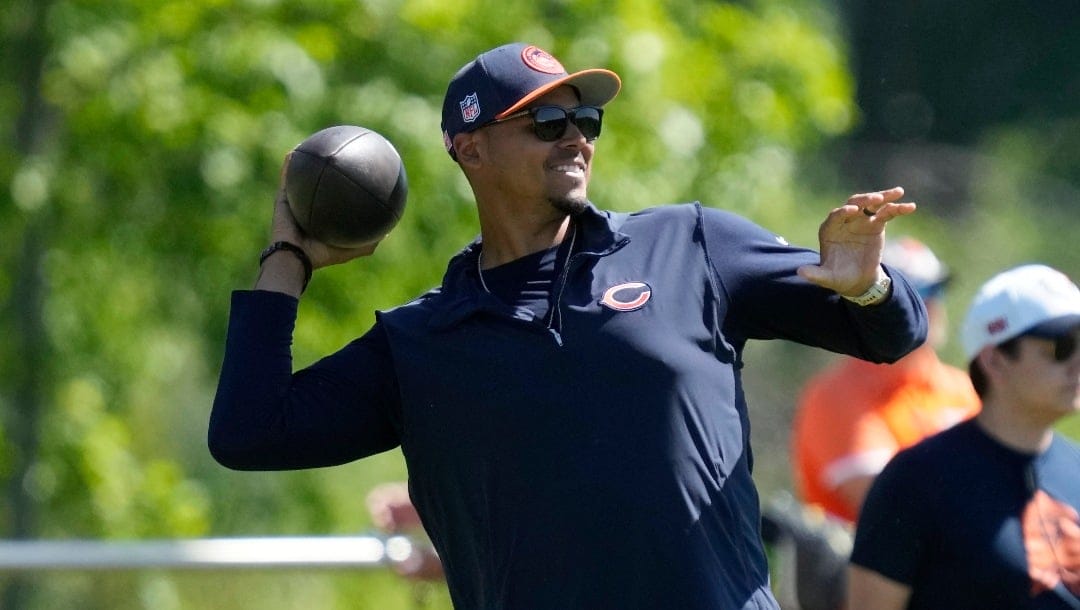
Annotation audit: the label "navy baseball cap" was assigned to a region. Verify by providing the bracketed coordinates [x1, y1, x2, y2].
[441, 42, 622, 159]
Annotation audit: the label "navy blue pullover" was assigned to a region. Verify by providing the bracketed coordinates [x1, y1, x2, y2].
[210, 203, 927, 610]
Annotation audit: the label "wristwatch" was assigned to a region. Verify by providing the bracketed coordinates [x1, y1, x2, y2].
[841, 266, 892, 307]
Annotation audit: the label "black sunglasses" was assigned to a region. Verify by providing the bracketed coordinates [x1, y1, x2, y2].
[1012, 331, 1079, 362]
[1049, 332, 1078, 362]
[488, 105, 604, 142]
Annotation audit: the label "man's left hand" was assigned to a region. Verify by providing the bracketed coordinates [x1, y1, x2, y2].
[797, 186, 916, 297]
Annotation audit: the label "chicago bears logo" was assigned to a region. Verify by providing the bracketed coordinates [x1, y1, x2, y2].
[460, 93, 481, 123]
[521, 46, 565, 74]
[600, 282, 652, 312]
[1022, 489, 1080, 597]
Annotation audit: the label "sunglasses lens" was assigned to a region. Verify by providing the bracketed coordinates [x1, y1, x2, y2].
[531, 107, 570, 142]
[529, 107, 604, 142]
[1054, 333, 1078, 362]
[572, 107, 603, 141]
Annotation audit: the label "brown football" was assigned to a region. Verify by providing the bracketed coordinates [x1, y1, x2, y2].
[285, 125, 408, 247]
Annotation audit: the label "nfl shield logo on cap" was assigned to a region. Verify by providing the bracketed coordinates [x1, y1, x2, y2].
[440, 42, 621, 160]
[460, 93, 481, 124]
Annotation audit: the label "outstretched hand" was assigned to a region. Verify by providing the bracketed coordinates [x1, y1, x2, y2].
[797, 187, 916, 297]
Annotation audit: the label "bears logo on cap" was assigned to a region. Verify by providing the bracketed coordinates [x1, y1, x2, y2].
[521, 45, 564, 74]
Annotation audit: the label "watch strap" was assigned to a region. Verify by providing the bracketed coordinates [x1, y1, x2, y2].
[842, 266, 891, 307]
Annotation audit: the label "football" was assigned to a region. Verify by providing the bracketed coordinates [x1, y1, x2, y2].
[285, 125, 409, 248]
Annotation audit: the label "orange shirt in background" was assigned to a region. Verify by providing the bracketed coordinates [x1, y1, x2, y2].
[792, 346, 981, 524]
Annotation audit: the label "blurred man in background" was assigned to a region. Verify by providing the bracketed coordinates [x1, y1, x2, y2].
[792, 236, 980, 525]
[764, 237, 980, 610]
[849, 263, 1080, 609]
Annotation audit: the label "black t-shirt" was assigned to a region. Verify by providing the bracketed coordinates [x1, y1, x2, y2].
[852, 419, 1080, 609]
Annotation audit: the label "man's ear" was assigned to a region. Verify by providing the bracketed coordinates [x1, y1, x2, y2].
[977, 344, 1010, 382]
[453, 132, 482, 167]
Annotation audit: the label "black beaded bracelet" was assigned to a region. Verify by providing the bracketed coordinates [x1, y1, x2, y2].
[259, 241, 313, 291]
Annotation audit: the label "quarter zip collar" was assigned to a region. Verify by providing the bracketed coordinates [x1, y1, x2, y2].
[427, 203, 630, 331]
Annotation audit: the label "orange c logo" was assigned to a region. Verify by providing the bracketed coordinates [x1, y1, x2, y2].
[600, 282, 652, 312]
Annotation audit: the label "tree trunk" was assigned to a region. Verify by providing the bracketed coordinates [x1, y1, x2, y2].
[5, 0, 55, 607]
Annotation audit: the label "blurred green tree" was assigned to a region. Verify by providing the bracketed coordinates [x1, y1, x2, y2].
[0, 1, 853, 606]
[2, 0, 1075, 608]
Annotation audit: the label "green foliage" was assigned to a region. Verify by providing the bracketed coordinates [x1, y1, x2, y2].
[1, 0, 1077, 608]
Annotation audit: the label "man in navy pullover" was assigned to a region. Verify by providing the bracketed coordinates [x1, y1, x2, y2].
[210, 42, 927, 609]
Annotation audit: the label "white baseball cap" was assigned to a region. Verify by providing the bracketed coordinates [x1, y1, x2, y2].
[960, 264, 1080, 361]
[882, 237, 950, 298]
